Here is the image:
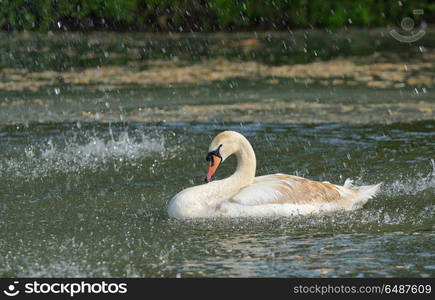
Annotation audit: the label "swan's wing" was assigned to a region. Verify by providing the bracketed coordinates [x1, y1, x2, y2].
[230, 174, 355, 206]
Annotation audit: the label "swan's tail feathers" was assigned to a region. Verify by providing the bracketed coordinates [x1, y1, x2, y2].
[343, 178, 354, 188]
[352, 182, 382, 209]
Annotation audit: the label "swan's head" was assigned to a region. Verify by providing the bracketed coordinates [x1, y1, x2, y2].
[205, 131, 244, 183]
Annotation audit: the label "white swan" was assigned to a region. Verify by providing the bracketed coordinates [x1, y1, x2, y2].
[167, 131, 381, 218]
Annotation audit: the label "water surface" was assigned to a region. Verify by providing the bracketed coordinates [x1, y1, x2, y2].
[0, 121, 433, 277]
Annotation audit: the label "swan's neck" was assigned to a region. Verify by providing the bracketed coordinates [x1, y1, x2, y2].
[203, 135, 257, 200]
[229, 137, 256, 188]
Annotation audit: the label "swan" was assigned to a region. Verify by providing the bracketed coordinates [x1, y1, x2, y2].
[167, 131, 381, 218]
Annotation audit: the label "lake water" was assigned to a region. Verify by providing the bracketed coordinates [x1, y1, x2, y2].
[0, 31, 434, 277]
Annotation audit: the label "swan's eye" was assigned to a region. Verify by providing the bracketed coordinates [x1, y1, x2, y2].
[205, 144, 223, 166]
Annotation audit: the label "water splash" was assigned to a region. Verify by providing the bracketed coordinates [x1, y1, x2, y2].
[381, 159, 435, 197]
[0, 131, 166, 179]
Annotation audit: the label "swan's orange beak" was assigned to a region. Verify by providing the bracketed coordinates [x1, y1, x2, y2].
[205, 155, 222, 183]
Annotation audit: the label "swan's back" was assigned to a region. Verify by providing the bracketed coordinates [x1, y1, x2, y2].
[213, 174, 381, 217]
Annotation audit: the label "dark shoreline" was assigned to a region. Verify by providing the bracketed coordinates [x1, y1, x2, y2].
[1, 0, 433, 32]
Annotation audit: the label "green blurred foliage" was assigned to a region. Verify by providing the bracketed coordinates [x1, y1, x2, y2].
[0, 0, 433, 31]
